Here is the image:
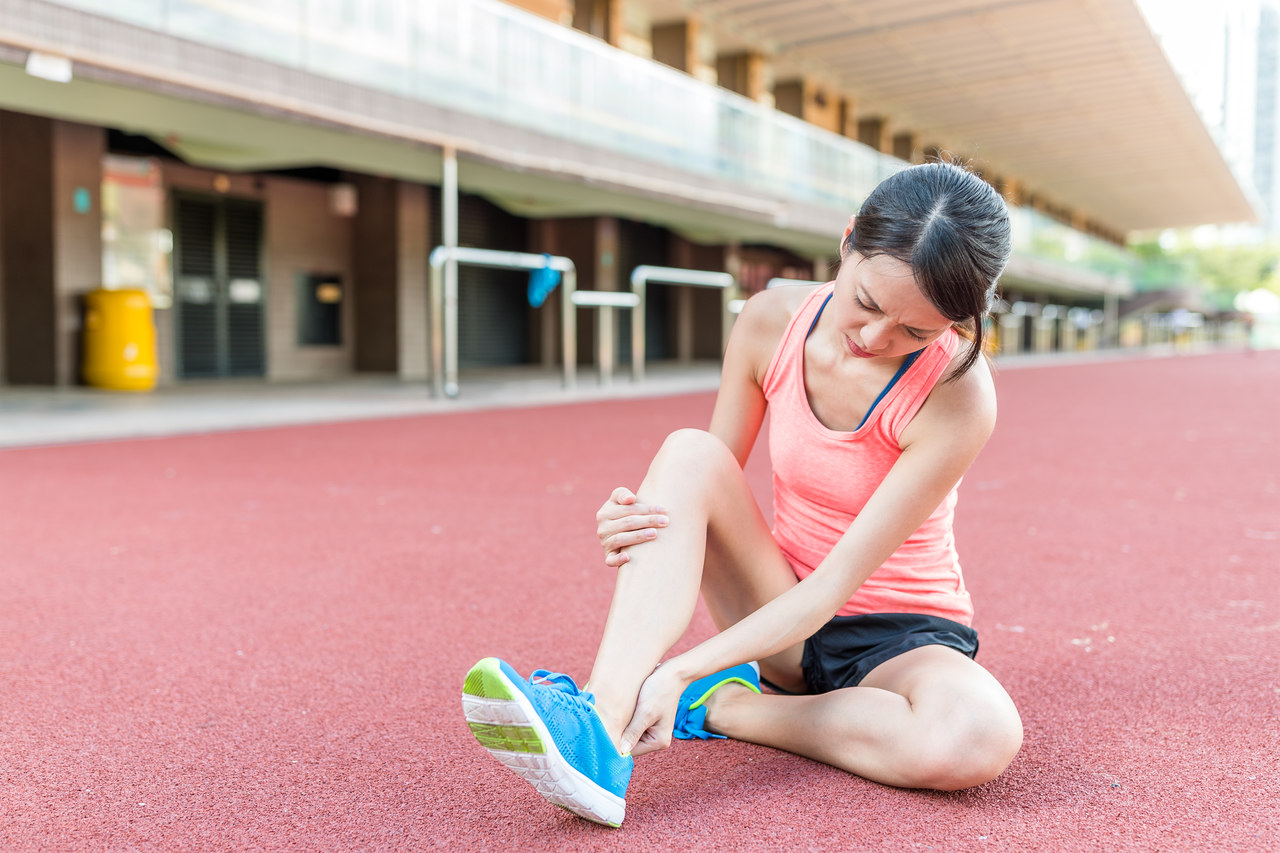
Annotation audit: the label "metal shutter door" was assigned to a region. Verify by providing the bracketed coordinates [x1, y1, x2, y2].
[175, 197, 219, 378]
[223, 201, 265, 377]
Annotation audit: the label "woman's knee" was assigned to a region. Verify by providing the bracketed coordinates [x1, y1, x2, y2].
[650, 429, 738, 480]
[910, 704, 1023, 790]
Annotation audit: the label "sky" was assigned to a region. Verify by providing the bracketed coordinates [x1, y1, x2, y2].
[1135, 0, 1234, 127]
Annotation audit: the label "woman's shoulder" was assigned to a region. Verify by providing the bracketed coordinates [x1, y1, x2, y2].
[735, 284, 824, 378]
[737, 283, 823, 338]
[903, 344, 997, 448]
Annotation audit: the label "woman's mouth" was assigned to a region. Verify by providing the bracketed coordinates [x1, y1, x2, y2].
[846, 335, 875, 358]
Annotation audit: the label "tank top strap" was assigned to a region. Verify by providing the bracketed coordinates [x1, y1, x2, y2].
[877, 327, 961, 442]
[762, 283, 834, 397]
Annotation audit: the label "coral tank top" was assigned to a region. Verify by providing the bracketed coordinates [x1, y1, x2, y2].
[761, 283, 973, 624]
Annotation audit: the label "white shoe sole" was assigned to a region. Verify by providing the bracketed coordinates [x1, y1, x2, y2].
[462, 659, 627, 827]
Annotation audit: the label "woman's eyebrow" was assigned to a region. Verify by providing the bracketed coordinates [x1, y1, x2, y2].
[859, 285, 941, 336]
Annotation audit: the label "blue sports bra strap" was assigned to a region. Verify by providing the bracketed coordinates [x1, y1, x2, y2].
[855, 349, 923, 430]
[806, 293, 833, 337]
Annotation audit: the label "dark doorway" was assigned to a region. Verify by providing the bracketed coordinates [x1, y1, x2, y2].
[173, 194, 265, 378]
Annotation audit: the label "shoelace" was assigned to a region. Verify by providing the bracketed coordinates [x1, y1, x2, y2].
[530, 669, 598, 706]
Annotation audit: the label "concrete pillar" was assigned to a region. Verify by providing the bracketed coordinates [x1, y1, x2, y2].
[0, 113, 104, 386]
[723, 242, 742, 355]
[672, 286, 693, 362]
[716, 52, 766, 101]
[774, 77, 842, 134]
[840, 96, 859, 140]
[537, 217, 619, 367]
[573, 0, 623, 47]
[857, 117, 893, 154]
[667, 235, 698, 362]
[652, 18, 699, 73]
[773, 81, 804, 120]
[1059, 314, 1077, 352]
[666, 236, 731, 361]
[997, 313, 1022, 355]
[52, 122, 102, 387]
[892, 131, 921, 164]
[1034, 306, 1059, 353]
[594, 216, 620, 379]
[358, 172, 437, 376]
[1103, 291, 1120, 348]
[504, 0, 572, 25]
[0, 111, 54, 384]
[396, 182, 430, 381]
[532, 219, 560, 368]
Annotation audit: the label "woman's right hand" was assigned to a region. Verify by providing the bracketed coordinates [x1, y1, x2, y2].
[596, 486, 668, 568]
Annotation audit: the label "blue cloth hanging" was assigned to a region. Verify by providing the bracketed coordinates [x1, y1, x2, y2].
[527, 255, 561, 308]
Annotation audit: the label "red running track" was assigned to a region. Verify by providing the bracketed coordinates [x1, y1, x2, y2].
[2, 352, 1278, 851]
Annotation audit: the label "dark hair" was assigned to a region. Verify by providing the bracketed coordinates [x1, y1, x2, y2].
[845, 161, 1011, 379]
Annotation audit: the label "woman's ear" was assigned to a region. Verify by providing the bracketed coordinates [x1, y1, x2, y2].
[841, 215, 856, 253]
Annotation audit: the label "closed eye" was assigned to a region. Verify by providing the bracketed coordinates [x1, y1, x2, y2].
[856, 293, 929, 342]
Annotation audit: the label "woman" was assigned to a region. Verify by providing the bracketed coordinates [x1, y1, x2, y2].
[461, 162, 1023, 828]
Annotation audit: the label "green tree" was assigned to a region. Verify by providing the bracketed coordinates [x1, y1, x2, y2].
[1181, 243, 1280, 296]
[1129, 237, 1280, 297]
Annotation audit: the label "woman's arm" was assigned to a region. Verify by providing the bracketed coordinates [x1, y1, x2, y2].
[619, 350, 998, 752]
[596, 288, 801, 564]
[707, 287, 797, 465]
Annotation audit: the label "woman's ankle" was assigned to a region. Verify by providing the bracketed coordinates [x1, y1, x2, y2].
[584, 684, 632, 748]
[700, 682, 755, 736]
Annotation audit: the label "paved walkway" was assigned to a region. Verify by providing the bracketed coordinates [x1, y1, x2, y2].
[0, 346, 1197, 448]
[0, 362, 722, 448]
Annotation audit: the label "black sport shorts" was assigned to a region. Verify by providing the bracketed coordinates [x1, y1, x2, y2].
[789, 612, 980, 693]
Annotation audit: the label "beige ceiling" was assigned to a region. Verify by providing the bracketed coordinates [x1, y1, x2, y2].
[659, 0, 1257, 234]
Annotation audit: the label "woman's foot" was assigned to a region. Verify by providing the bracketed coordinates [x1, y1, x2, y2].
[462, 657, 633, 827]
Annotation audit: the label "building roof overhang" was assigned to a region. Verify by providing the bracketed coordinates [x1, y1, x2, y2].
[661, 0, 1257, 234]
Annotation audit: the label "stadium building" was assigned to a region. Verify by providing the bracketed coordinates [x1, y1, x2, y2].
[0, 0, 1257, 391]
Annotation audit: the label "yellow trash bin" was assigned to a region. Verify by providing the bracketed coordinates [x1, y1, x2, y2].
[82, 288, 157, 391]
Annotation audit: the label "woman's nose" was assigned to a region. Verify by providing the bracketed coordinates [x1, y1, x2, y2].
[862, 319, 892, 351]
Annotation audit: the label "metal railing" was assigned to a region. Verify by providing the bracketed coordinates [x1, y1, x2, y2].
[571, 290, 641, 386]
[628, 266, 736, 382]
[428, 246, 576, 398]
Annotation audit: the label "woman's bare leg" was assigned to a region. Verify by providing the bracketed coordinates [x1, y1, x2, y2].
[585, 429, 801, 744]
[701, 644, 1023, 790]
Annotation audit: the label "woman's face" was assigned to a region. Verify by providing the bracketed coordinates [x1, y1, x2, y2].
[830, 251, 953, 362]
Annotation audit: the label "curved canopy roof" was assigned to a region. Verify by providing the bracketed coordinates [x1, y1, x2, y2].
[664, 0, 1257, 234]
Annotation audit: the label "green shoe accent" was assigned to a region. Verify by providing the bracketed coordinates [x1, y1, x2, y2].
[688, 675, 761, 710]
[463, 657, 516, 700]
[468, 721, 545, 753]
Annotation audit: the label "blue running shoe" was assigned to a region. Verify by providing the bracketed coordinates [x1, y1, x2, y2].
[673, 662, 761, 740]
[461, 657, 633, 827]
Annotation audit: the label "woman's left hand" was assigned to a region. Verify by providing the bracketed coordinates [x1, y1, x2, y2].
[618, 665, 685, 757]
